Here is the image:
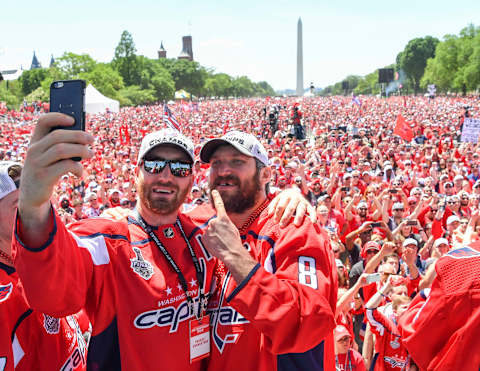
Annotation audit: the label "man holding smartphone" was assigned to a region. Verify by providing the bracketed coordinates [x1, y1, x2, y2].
[12, 113, 314, 370]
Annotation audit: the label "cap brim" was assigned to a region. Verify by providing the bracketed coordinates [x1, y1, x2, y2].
[200, 138, 252, 163]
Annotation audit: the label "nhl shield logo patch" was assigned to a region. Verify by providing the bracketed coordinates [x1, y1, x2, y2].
[131, 247, 154, 280]
[163, 227, 175, 238]
[43, 314, 60, 334]
[0, 282, 13, 302]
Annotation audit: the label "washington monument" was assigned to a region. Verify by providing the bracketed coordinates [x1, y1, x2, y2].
[296, 18, 304, 96]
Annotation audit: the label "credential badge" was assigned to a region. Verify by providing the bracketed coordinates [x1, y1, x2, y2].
[43, 314, 60, 334]
[163, 227, 175, 239]
[131, 247, 154, 280]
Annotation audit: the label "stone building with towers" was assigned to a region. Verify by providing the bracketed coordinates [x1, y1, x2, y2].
[30, 51, 42, 69]
[157, 36, 194, 61]
[178, 36, 193, 61]
[158, 42, 167, 59]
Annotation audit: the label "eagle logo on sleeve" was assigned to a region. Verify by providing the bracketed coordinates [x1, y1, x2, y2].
[0, 283, 13, 302]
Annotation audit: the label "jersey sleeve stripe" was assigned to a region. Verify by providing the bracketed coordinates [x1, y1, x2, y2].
[12, 333, 25, 368]
[14, 207, 57, 252]
[226, 263, 261, 303]
[264, 247, 276, 274]
[70, 231, 110, 266]
[187, 218, 213, 240]
[366, 309, 385, 336]
[10, 309, 33, 342]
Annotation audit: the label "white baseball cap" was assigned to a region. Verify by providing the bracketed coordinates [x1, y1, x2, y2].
[434, 238, 449, 248]
[447, 215, 460, 225]
[200, 130, 269, 166]
[0, 161, 21, 201]
[137, 129, 195, 165]
[403, 238, 418, 247]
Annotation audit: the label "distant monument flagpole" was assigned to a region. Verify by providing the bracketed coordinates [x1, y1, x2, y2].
[296, 18, 304, 96]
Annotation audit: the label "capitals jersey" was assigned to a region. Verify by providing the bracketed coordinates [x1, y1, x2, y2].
[398, 244, 480, 371]
[365, 308, 408, 371]
[13, 210, 216, 371]
[188, 203, 338, 371]
[0, 262, 88, 371]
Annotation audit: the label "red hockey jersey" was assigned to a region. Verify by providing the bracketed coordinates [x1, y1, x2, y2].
[398, 244, 480, 371]
[13, 211, 216, 371]
[189, 204, 338, 371]
[0, 262, 88, 371]
[365, 308, 408, 371]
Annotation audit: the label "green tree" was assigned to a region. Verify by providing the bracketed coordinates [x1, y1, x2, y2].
[135, 57, 175, 101]
[18, 68, 48, 96]
[113, 30, 141, 86]
[353, 71, 380, 95]
[117, 85, 156, 106]
[398, 36, 439, 94]
[463, 30, 480, 91]
[79, 63, 124, 99]
[421, 35, 460, 92]
[421, 25, 480, 93]
[167, 59, 207, 97]
[232, 76, 255, 97]
[55, 52, 96, 78]
[254, 81, 275, 97]
[0, 80, 22, 108]
[204, 73, 233, 97]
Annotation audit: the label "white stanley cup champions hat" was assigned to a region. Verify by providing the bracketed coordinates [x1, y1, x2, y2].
[137, 129, 195, 165]
[200, 130, 269, 166]
[0, 161, 21, 201]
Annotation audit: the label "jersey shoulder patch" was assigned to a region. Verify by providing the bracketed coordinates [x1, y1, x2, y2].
[445, 246, 480, 259]
[0, 282, 13, 302]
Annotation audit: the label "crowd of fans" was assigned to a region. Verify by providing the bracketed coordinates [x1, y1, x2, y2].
[1, 94, 480, 369]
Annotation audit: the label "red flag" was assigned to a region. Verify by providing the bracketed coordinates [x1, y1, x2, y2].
[394, 114, 414, 142]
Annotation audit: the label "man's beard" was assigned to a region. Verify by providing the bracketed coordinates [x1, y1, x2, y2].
[138, 180, 189, 216]
[210, 171, 262, 213]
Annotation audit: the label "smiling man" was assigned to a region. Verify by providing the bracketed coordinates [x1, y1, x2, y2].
[13, 115, 314, 370]
[199, 131, 338, 371]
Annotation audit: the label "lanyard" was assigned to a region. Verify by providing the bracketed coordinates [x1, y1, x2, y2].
[130, 210, 207, 319]
[335, 350, 352, 371]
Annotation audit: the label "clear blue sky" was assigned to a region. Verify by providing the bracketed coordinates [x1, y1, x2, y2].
[1, 0, 479, 91]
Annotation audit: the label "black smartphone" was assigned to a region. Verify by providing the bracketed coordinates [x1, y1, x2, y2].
[341, 187, 350, 192]
[371, 222, 382, 228]
[50, 80, 86, 131]
[50, 80, 86, 161]
[390, 189, 397, 194]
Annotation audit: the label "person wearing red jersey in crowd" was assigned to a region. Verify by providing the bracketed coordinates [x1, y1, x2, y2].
[0, 161, 89, 371]
[334, 325, 366, 371]
[107, 188, 122, 208]
[13, 114, 313, 370]
[399, 244, 480, 370]
[198, 130, 338, 371]
[365, 275, 412, 371]
[351, 170, 366, 194]
[345, 196, 379, 235]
